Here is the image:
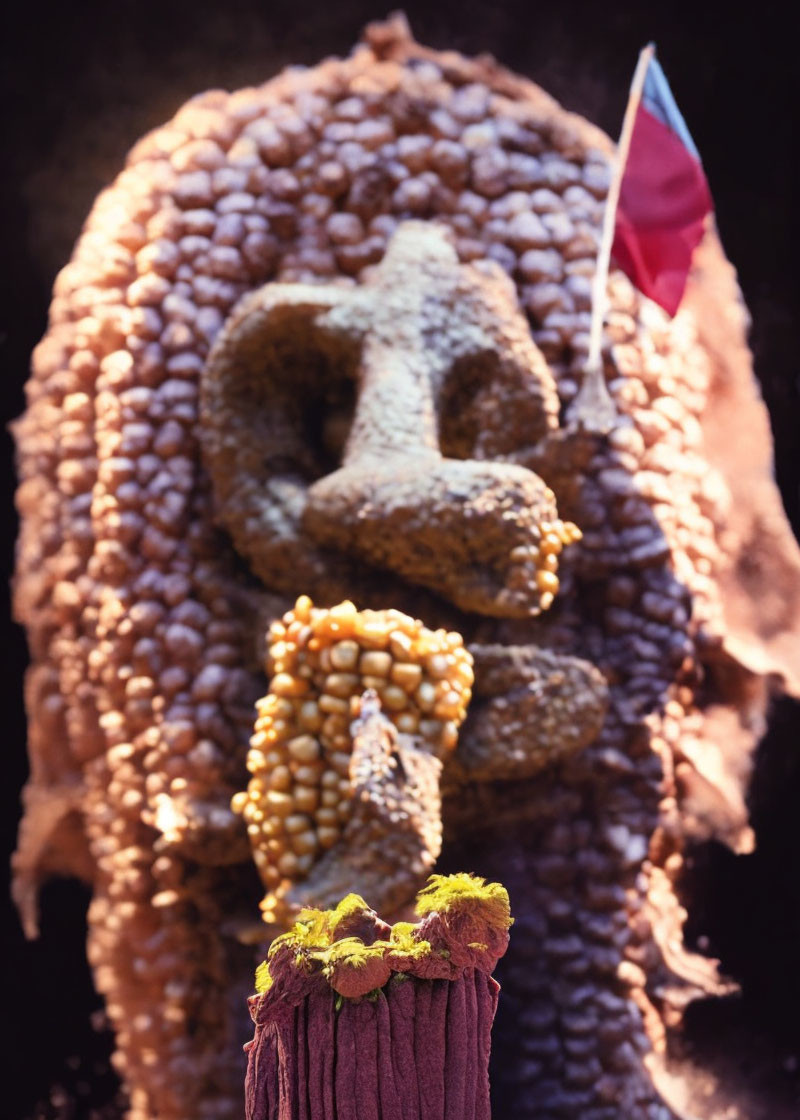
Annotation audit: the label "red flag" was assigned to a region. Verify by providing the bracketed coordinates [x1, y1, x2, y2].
[612, 55, 713, 315]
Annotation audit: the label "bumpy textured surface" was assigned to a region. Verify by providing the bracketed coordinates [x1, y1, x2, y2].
[201, 220, 582, 617]
[233, 597, 473, 921]
[12, 14, 800, 1120]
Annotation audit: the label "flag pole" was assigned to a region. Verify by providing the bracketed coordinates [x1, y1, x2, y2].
[569, 43, 656, 432]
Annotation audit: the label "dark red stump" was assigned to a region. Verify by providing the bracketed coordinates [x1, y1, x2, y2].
[244, 874, 511, 1120]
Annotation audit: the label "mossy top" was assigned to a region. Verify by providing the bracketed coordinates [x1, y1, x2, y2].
[250, 873, 512, 1012]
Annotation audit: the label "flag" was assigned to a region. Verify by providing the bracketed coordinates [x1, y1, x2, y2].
[612, 53, 713, 316]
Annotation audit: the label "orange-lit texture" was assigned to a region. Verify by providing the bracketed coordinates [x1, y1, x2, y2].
[232, 597, 473, 921]
[11, 13, 800, 1120]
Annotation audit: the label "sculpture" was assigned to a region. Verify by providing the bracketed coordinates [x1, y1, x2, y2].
[12, 15, 800, 1119]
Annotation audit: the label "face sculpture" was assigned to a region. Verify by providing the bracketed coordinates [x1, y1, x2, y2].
[12, 16, 800, 1120]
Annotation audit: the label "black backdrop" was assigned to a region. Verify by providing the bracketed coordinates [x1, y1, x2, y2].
[2, 2, 798, 1116]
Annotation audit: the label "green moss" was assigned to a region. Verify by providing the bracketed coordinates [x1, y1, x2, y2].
[254, 874, 511, 997]
[388, 922, 432, 958]
[255, 959, 273, 994]
[414, 873, 512, 931]
[312, 936, 385, 970]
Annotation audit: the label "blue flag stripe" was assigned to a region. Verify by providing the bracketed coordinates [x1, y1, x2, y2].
[642, 56, 701, 161]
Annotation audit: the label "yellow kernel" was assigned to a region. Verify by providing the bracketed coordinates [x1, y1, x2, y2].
[298, 700, 323, 732]
[361, 674, 388, 691]
[380, 684, 408, 711]
[539, 532, 563, 556]
[416, 682, 437, 711]
[330, 640, 360, 671]
[287, 735, 320, 763]
[291, 830, 318, 857]
[266, 790, 292, 815]
[330, 600, 357, 619]
[285, 620, 307, 644]
[325, 672, 360, 698]
[542, 553, 559, 572]
[321, 770, 340, 789]
[269, 765, 292, 792]
[277, 852, 299, 877]
[293, 763, 324, 786]
[293, 595, 313, 623]
[315, 807, 339, 828]
[271, 673, 308, 698]
[426, 653, 452, 678]
[317, 826, 339, 850]
[540, 591, 555, 611]
[246, 749, 267, 774]
[320, 788, 339, 807]
[536, 570, 560, 595]
[319, 694, 349, 715]
[353, 615, 389, 649]
[231, 791, 249, 815]
[455, 660, 474, 687]
[284, 813, 312, 834]
[319, 601, 357, 640]
[395, 712, 420, 734]
[293, 785, 319, 813]
[434, 692, 462, 719]
[329, 751, 351, 776]
[359, 650, 393, 677]
[390, 662, 422, 691]
[389, 630, 413, 658]
[440, 721, 459, 750]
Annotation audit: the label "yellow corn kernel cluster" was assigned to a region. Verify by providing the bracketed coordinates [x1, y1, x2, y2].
[232, 597, 474, 896]
[510, 518, 582, 611]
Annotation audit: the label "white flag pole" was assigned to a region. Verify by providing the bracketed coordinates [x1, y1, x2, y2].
[569, 43, 655, 432]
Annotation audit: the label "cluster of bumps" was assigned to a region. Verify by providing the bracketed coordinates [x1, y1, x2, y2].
[231, 596, 474, 918]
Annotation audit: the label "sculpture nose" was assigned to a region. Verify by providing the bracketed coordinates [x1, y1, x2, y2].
[201, 222, 581, 617]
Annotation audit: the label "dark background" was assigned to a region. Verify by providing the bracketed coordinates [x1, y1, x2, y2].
[2, 2, 798, 1117]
